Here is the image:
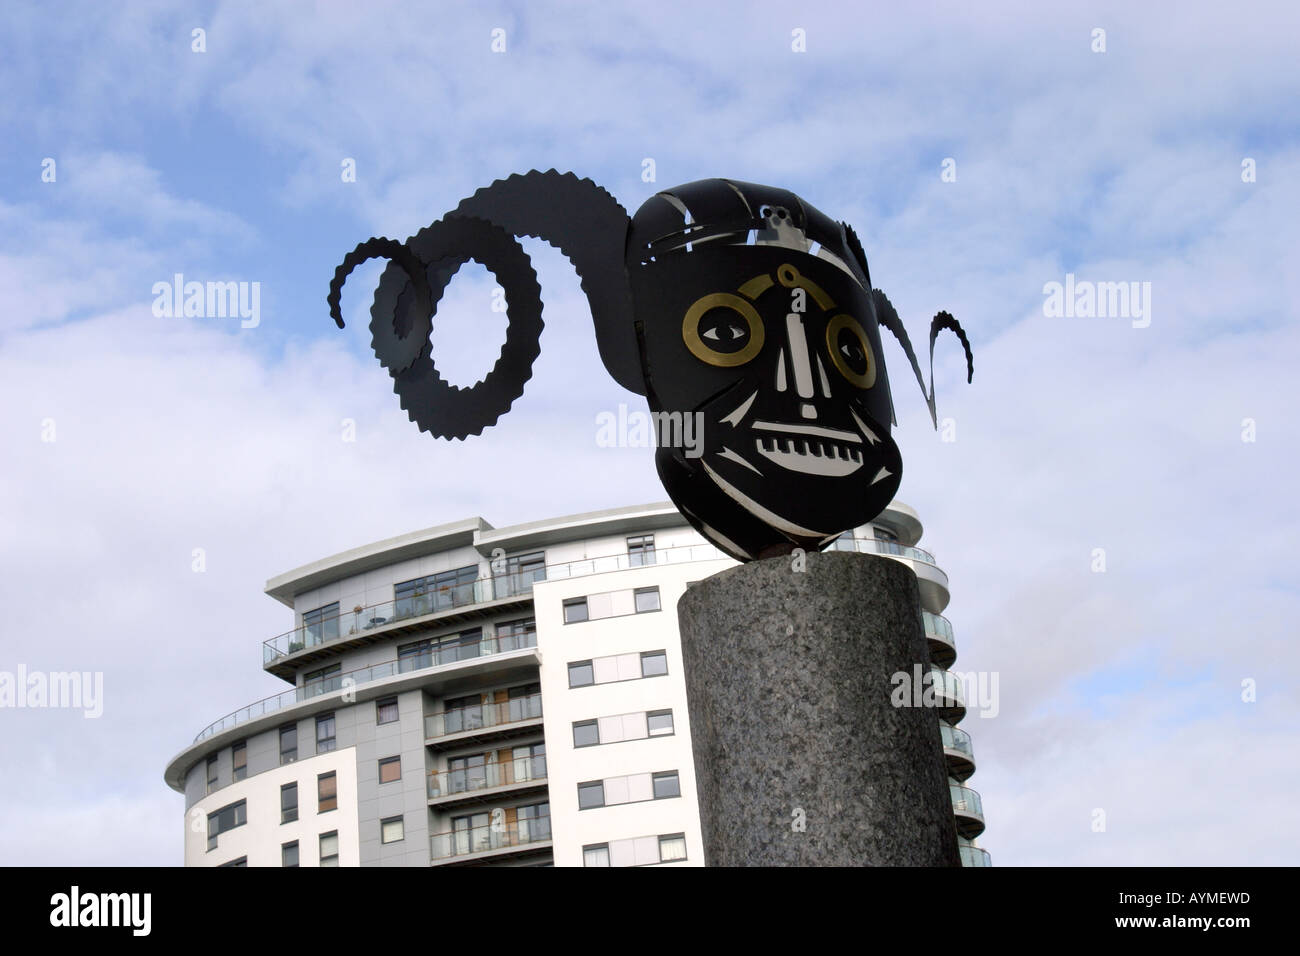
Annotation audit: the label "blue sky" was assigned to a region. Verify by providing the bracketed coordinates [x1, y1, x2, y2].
[1, 1, 1297, 865]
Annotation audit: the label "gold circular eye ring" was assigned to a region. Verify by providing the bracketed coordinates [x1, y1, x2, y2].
[682, 293, 765, 367]
[825, 313, 876, 388]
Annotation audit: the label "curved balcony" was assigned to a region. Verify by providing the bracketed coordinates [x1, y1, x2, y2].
[930, 666, 966, 723]
[923, 611, 956, 669]
[958, 842, 992, 867]
[196, 630, 538, 743]
[425, 694, 543, 749]
[940, 722, 976, 781]
[427, 755, 548, 809]
[949, 783, 985, 839]
[262, 542, 730, 677]
[430, 816, 552, 866]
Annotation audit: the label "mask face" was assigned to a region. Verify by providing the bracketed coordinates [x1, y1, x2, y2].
[627, 182, 903, 561]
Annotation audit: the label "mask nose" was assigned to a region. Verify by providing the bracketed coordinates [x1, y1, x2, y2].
[777, 312, 833, 419]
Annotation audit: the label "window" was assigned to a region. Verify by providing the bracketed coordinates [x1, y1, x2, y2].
[395, 565, 478, 619]
[319, 831, 339, 867]
[647, 710, 674, 737]
[873, 526, 901, 554]
[304, 664, 342, 698]
[641, 651, 668, 677]
[508, 682, 542, 721]
[218, 856, 247, 868]
[496, 618, 537, 651]
[563, 597, 589, 624]
[315, 713, 336, 753]
[833, 530, 856, 551]
[206, 800, 247, 851]
[583, 844, 611, 867]
[206, 754, 218, 794]
[627, 534, 655, 566]
[452, 812, 490, 855]
[496, 551, 545, 597]
[281, 782, 298, 823]
[279, 724, 297, 765]
[375, 696, 399, 725]
[578, 781, 605, 809]
[634, 586, 661, 613]
[318, 772, 337, 813]
[513, 743, 546, 782]
[572, 720, 599, 748]
[568, 661, 594, 688]
[302, 602, 339, 648]
[659, 833, 688, 862]
[873, 526, 899, 542]
[380, 816, 404, 844]
[398, 638, 433, 673]
[378, 756, 401, 784]
[653, 771, 681, 800]
[231, 741, 246, 781]
[447, 753, 488, 794]
[282, 841, 299, 867]
[517, 802, 550, 842]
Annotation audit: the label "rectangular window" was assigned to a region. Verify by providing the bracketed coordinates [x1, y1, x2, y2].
[206, 754, 218, 794]
[434, 628, 482, 665]
[282, 841, 299, 867]
[496, 618, 537, 651]
[652, 771, 681, 800]
[206, 800, 247, 851]
[641, 650, 668, 677]
[231, 741, 246, 781]
[507, 682, 542, 721]
[647, 710, 674, 737]
[318, 771, 338, 813]
[568, 660, 594, 688]
[627, 534, 655, 567]
[513, 743, 546, 782]
[319, 831, 339, 867]
[517, 801, 551, 842]
[563, 597, 589, 623]
[315, 713, 336, 753]
[281, 782, 298, 824]
[572, 719, 599, 748]
[452, 812, 490, 856]
[634, 586, 661, 613]
[583, 844, 611, 867]
[398, 638, 433, 673]
[302, 602, 340, 648]
[394, 565, 479, 619]
[577, 780, 605, 810]
[659, 833, 687, 862]
[833, 530, 856, 552]
[279, 723, 297, 765]
[218, 856, 247, 867]
[375, 696, 399, 725]
[447, 753, 487, 794]
[378, 756, 401, 784]
[496, 551, 545, 598]
[442, 692, 483, 735]
[380, 816, 404, 845]
[304, 663, 342, 698]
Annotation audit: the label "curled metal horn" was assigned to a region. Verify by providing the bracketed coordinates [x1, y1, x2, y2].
[327, 169, 640, 439]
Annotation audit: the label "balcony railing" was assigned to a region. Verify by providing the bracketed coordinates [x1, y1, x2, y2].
[429, 816, 552, 862]
[950, 784, 984, 820]
[930, 666, 964, 706]
[195, 631, 538, 743]
[832, 536, 937, 564]
[941, 723, 974, 759]
[959, 844, 992, 867]
[425, 694, 543, 740]
[923, 611, 954, 644]
[263, 542, 729, 664]
[428, 755, 548, 800]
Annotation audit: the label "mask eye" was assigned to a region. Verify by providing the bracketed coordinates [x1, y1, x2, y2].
[682, 293, 765, 367]
[825, 314, 876, 388]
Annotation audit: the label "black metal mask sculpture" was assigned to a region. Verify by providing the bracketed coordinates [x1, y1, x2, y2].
[328, 170, 972, 562]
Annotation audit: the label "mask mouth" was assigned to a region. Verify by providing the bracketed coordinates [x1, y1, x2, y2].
[750, 420, 864, 476]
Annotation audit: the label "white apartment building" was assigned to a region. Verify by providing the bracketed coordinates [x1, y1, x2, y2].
[163, 500, 989, 867]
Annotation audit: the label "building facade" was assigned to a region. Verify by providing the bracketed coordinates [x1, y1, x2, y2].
[163, 500, 990, 867]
